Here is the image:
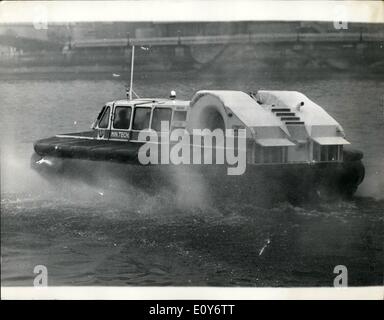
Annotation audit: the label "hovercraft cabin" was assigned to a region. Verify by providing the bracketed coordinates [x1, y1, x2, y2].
[83, 90, 349, 165]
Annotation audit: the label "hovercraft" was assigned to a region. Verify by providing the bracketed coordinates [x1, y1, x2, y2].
[31, 88, 365, 204]
[31, 46, 365, 205]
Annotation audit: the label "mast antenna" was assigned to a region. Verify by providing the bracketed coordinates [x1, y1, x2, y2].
[127, 45, 140, 100]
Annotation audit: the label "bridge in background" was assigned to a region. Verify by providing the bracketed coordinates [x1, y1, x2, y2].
[64, 31, 383, 66]
[68, 32, 383, 48]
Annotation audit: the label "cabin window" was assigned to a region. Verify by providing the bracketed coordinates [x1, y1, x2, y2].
[263, 147, 283, 163]
[254, 144, 263, 163]
[97, 106, 106, 120]
[328, 145, 339, 161]
[173, 110, 187, 122]
[151, 108, 172, 132]
[313, 142, 320, 161]
[313, 143, 341, 161]
[320, 145, 327, 161]
[113, 106, 132, 130]
[98, 106, 110, 129]
[132, 107, 151, 130]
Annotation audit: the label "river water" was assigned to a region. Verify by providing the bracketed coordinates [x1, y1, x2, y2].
[1, 70, 383, 286]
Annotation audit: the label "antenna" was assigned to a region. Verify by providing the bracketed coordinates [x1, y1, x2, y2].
[128, 45, 135, 100]
[127, 45, 140, 100]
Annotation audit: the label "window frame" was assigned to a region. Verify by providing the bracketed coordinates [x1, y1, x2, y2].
[172, 110, 187, 122]
[328, 145, 339, 162]
[151, 107, 173, 132]
[131, 106, 152, 131]
[112, 105, 133, 131]
[262, 146, 284, 164]
[129, 106, 153, 143]
[97, 106, 111, 129]
[313, 142, 342, 162]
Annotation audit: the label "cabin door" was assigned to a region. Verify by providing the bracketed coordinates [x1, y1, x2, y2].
[110, 105, 133, 141]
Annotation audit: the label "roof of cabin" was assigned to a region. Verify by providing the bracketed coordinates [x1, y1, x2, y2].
[191, 90, 283, 127]
[109, 98, 190, 108]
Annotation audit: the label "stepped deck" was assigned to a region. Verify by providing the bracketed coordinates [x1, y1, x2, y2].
[285, 121, 305, 125]
[281, 116, 300, 121]
[271, 108, 291, 112]
[276, 112, 295, 116]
